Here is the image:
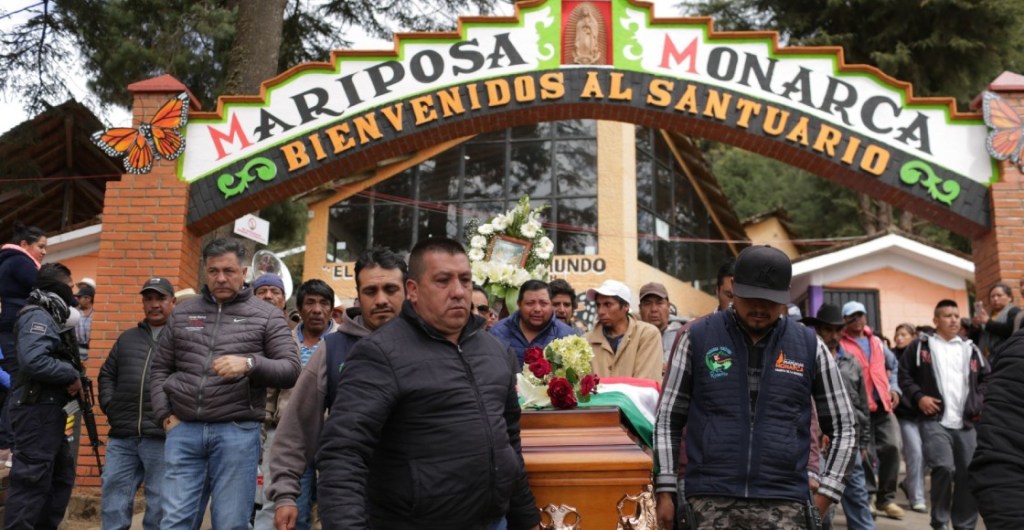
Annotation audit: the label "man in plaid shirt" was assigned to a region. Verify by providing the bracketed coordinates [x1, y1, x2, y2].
[654, 246, 856, 529]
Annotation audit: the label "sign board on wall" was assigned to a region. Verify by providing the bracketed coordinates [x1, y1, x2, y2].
[233, 213, 270, 245]
[183, 0, 994, 232]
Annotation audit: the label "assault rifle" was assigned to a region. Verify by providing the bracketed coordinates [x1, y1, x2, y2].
[60, 330, 103, 473]
[78, 376, 103, 473]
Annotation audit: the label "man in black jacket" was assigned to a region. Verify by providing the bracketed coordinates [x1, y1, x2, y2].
[899, 299, 988, 530]
[317, 237, 540, 530]
[98, 277, 176, 530]
[4, 262, 81, 530]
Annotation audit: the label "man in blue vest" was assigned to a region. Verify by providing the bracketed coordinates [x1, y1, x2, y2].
[654, 245, 857, 529]
[266, 247, 407, 530]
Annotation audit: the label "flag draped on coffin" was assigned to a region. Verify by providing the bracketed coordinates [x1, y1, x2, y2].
[521, 376, 659, 448]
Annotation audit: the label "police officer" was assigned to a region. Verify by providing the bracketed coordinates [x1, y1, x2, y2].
[4, 262, 84, 530]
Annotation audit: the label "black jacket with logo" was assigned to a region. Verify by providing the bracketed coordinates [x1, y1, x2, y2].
[898, 336, 988, 427]
[150, 286, 300, 424]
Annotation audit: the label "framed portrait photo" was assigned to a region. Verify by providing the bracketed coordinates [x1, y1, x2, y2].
[487, 235, 532, 267]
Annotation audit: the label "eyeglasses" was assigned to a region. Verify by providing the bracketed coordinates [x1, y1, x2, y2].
[477, 305, 490, 313]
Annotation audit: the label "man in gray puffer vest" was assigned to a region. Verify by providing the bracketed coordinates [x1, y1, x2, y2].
[151, 238, 300, 530]
[99, 277, 177, 530]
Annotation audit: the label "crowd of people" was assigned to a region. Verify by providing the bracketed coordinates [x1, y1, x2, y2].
[1, 222, 1023, 529]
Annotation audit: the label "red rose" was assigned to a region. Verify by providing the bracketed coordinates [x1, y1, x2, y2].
[529, 358, 552, 378]
[524, 346, 544, 365]
[580, 374, 600, 396]
[547, 377, 578, 409]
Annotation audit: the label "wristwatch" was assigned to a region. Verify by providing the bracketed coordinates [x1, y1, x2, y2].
[245, 356, 255, 373]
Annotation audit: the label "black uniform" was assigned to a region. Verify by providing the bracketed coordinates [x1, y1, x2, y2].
[4, 293, 81, 530]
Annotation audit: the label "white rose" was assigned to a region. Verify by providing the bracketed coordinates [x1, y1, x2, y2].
[468, 248, 485, 262]
[520, 222, 539, 238]
[512, 268, 531, 286]
[492, 214, 509, 231]
[478, 224, 494, 235]
[470, 235, 487, 249]
[539, 237, 554, 252]
[535, 250, 551, 260]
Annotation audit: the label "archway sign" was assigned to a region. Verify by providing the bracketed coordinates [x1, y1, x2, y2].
[177, 0, 996, 236]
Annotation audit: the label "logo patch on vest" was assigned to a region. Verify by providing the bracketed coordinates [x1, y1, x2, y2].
[774, 350, 805, 376]
[29, 322, 47, 335]
[705, 346, 734, 379]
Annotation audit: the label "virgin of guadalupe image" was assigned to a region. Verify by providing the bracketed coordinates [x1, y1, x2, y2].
[574, 9, 601, 64]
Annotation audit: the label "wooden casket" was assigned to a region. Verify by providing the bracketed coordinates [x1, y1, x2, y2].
[521, 407, 652, 527]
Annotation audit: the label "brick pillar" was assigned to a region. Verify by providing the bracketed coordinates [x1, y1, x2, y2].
[971, 74, 1024, 299]
[75, 75, 201, 488]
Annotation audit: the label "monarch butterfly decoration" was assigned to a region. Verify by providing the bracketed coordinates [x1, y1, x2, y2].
[982, 91, 1024, 173]
[91, 92, 189, 174]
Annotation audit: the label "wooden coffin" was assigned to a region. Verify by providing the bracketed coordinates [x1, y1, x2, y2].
[521, 407, 652, 527]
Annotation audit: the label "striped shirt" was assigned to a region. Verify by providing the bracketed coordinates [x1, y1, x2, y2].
[653, 311, 857, 503]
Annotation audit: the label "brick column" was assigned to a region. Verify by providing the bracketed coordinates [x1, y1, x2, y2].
[76, 75, 201, 488]
[971, 74, 1024, 299]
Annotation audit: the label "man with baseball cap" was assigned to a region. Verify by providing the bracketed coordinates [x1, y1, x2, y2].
[802, 304, 875, 530]
[841, 299, 905, 520]
[638, 282, 685, 364]
[98, 277, 176, 529]
[654, 245, 856, 529]
[586, 279, 663, 381]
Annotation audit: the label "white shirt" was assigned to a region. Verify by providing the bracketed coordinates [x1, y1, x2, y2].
[927, 334, 970, 429]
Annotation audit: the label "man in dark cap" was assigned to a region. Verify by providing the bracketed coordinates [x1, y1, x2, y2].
[802, 304, 874, 530]
[99, 277, 176, 530]
[654, 245, 856, 530]
[4, 262, 83, 530]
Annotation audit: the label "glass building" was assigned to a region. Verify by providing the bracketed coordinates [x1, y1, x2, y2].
[308, 120, 746, 319]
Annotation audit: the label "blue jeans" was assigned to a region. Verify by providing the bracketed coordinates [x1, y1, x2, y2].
[899, 416, 926, 505]
[254, 427, 316, 530]
[161, 420, 261, 530]
[101, 436, 166, 530]
[841, 451, 875, 530]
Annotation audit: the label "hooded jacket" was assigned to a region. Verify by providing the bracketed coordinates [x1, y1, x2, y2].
[149, 285, 300, 424]
[316, 301, 539, 530]
[898, 335, 987, 427]
[99, 321, 164, 438]
[267, 308, 371, 509]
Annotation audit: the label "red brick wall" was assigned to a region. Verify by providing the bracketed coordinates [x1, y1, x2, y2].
[76, 78, 201, 487]
[972, 90, 1024, 299]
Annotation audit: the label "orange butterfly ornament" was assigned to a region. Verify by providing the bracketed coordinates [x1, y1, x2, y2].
[983, 91, 1024, 172]
[91, 92, 189, 174]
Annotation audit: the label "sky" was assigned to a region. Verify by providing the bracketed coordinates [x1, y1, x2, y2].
[0, 0, 685, 135]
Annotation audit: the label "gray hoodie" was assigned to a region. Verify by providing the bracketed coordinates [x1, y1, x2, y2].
[266, 310, 371, 507]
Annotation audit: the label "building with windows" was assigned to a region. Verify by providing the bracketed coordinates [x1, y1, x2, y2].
[302, 120, 748, 325]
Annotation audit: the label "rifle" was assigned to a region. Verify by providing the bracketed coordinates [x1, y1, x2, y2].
[59, 329, 103, 473]
[78, 376, 103, 473]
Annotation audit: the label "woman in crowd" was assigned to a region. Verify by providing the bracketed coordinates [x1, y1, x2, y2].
[0, 222, 47, 464]
[892, 322, 927, 513]
[972, 283, 1019, 359]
